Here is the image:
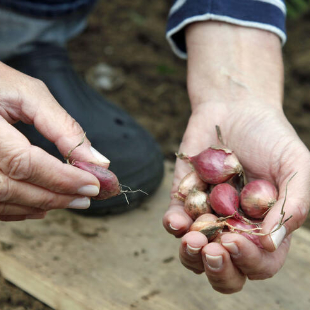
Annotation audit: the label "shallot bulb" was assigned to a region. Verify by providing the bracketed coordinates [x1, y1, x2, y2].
[209, 183, 241, 219]
[73, 161, 121, 200]
[240, 180, 278, 219]
[184, 189, 212, 220]
[175, 171, 208, 201]
[226, 218, 263, 248]
[190, 214, 225, 241]
[177, 146, 242, 184]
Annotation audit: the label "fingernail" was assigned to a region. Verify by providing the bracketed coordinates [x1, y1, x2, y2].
[271, 224, 286, 249]
[90, 146, 110, 164]
[186, 244, 201, 255]
[169, 223, 179, 231]
[78, 185, 99, 196]
[222, 242, 239, 255]
[68, 197, 91, 209]
[205, 254, 223, 270]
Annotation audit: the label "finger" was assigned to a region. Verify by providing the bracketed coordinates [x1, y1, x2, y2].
[0, 173, 91, 210]
[0, 203, 46, 216]
[163, 156, 193, 237]
[163, 198, 192, 237]
[0, 119, 100, 196]
[202, 242, 246, 294]
[15, 73, 110, 166]
[179, 231, 208, 273]
[164, 113, 215, 237]
[261, 151, 310, 251]
[221, 233, 291, 280]
[0, 215, 27, 221]
[0, 213, 46, 222]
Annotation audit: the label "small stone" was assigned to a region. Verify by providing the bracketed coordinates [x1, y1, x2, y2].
[86, 63, 125, 92]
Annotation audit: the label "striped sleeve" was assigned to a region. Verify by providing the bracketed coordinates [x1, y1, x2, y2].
[166, 0, 287, 59]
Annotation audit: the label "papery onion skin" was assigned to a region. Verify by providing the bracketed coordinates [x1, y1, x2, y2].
[190, 214, 225, 241]
[240, 180, 278, 219]
[178, 171, 208, 199]
[184, 189, 212, 220]
[184, 147, 243, 184]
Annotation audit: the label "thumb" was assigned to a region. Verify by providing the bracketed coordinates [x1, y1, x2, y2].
[260, 157, 310, 251]
[20, 78, 110, 167]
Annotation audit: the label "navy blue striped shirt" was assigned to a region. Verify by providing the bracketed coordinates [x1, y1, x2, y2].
[0, 0, 286, 57]
[167, 0, 286, 58]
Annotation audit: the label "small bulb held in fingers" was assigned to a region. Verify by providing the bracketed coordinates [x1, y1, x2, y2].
[66, 134, 146, 202]
[73, 161, 121, 199]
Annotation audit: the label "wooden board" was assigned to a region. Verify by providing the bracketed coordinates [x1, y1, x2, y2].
[0, 162, 310, 310]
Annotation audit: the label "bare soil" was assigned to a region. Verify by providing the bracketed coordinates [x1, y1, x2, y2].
[0, 0, 310, 308]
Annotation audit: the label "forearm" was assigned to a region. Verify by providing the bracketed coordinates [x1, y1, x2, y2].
[185, 22, 284, 110]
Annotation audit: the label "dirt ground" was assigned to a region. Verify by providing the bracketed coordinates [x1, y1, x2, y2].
[0, 0, 310, 308]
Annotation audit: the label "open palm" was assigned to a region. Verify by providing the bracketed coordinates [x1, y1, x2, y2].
[163, 101, 310, 293]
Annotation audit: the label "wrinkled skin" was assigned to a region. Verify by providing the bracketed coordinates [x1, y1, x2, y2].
[0, 62, 109, 221]
[163, 22, 310, 294]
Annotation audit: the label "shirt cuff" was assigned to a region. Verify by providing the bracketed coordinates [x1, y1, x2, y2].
[166, 0, 287, 59]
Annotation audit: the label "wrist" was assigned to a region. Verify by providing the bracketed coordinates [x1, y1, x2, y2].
[185, 22, 284, 111]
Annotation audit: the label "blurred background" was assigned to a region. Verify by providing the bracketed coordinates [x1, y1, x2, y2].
[0, 0, 310, 308]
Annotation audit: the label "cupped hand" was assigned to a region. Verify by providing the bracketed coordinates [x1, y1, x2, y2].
[163, 100, 310, 293]
[0, 62, 110, 221]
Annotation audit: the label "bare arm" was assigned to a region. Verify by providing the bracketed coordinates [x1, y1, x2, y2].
[163, 21, 310, 294]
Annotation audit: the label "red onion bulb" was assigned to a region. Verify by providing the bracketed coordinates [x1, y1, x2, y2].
[226, 218, 263, 248]
[240, 180, 278, 219]
[209, 183, 241, 219]
[73, 161, 121, 200]
[178, 146, 242, 184]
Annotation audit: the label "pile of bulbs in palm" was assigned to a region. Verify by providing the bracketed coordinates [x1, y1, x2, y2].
[175, 126, 288, 248]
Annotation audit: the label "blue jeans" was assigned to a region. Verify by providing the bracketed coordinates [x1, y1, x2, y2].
[0, 0, 97, 17]
[0, 1, 97, 60]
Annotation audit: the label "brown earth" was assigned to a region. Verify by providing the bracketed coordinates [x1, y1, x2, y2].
[1, 0, 310, 308]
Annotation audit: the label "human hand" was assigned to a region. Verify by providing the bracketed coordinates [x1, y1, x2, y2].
[163, 22, 310, 293]
[0, 62, 110, 221]
[164, 100, 309, 293]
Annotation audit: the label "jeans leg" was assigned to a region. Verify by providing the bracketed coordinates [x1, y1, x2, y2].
[0, 7, 90, 60]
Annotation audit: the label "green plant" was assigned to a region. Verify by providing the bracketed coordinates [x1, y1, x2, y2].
[286, 0, 310, 19]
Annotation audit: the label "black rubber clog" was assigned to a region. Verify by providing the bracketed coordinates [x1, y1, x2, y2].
[5, 43, 164, 215]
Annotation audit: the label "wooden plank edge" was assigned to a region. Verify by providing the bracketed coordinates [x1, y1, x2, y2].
[0, 252, 94, 310]
[0, 226, 309, 310]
